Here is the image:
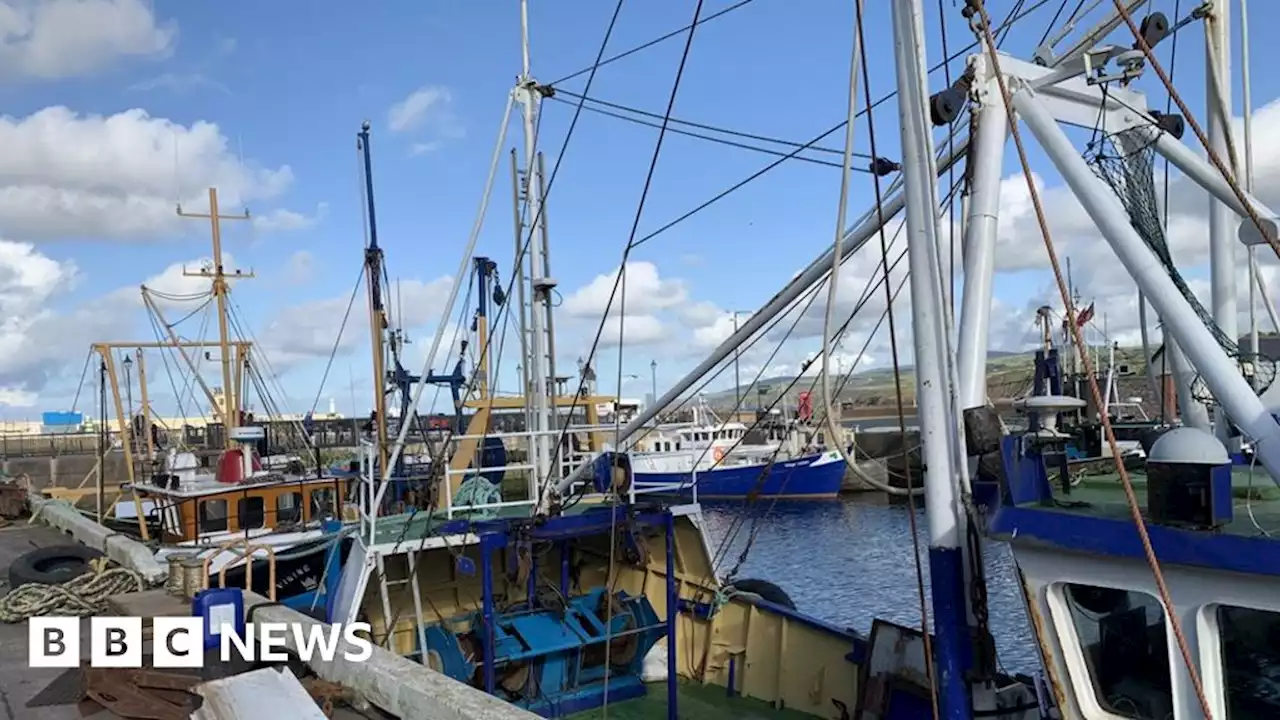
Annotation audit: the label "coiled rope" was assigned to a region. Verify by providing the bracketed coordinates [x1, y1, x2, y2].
[0, 563, 145, 623]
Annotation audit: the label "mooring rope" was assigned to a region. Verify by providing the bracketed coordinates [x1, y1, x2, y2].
[0, 564, 145, 623]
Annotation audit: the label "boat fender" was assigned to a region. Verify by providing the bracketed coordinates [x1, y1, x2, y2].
[713, 447, 725, 462]
[728, 578, 796, 611]
[8, 544, 104, 588]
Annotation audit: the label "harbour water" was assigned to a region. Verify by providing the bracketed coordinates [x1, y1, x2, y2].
[702, 498, 1040, 673]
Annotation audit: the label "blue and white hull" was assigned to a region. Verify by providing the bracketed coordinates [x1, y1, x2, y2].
[632, 450, 845, 499]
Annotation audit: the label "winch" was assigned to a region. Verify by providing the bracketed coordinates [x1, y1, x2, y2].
[421, 587, 665, 717]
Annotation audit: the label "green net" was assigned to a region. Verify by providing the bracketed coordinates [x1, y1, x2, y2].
[1084, 126, 1274, 403]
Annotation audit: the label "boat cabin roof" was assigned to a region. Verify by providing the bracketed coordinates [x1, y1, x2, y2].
[129, 472, 341, 500]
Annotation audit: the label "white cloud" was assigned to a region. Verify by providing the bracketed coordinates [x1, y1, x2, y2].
[0, 0, 174, 80]
[599, 314, 666, 348]
[254, 202, 328, 233]
[282, 250, 313, 285]
[387, 85, 464, 154]
[562, 261, 688, 319]
[0, 106, 294, 241]
[127, 72, 229, 95]
[256, 275, 454, 371]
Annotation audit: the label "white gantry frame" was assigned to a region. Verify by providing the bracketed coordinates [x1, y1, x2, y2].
[961, 49, 1280, 483]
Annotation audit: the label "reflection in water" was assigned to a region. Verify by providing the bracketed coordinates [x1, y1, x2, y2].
[699, 497, 1040, 673]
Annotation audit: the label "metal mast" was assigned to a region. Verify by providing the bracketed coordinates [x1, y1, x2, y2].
[515, 0, 558, 494]
[358, 122, 391, 474]
[1205, 1, 1237, 444]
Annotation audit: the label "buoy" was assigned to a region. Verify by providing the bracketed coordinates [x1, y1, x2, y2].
[713, 447, 726, 462]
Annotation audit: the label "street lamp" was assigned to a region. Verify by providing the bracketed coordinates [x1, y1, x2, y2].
[122, 354, 134, 418]
[650, 360, 658, 413]
[731, 311, 750, 417]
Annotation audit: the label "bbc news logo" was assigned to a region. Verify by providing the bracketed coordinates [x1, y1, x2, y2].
[29, 617, 374, 668]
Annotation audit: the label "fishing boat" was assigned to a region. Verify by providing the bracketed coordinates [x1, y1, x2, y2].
[626, 397, 846, 499]
[529, 0, 1280, 717]
[47, 0, 1280, 717]
[67, 188, 357, 611]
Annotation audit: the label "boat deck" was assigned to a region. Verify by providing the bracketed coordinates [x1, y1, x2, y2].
[1051, 465, 1280, 536]
[367, 500, 656, 547]
[567, 681, 820, 720]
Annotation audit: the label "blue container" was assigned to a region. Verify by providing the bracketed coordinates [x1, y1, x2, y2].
[41, 411, 83, 427]
[192, 587, 246, 651]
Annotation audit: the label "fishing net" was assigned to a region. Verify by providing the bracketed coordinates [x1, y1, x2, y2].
[1083, 125, 1274, 403]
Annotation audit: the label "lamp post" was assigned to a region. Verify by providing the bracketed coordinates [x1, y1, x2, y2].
[122, 354, 134, 421]
[650, 360, 658, 417]
[731, 311, 748, 418]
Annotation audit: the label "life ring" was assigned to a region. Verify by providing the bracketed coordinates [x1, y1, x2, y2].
[713, 447, 725, 462]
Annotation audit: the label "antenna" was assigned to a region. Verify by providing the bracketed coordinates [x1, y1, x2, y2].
[177, 187, 253, 447]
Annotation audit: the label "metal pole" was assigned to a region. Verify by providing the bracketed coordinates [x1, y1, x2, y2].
[1206, 1, 1237, 444]
[511, 150, 531, 431]
[664, 512, 678, 720]
[731, 312, 742, 412]
[1016, 87, 1280, 479]
[1242, 0, 1259, 384]
[956, 75, 1008, 410]
[650, 360, 658, 419]
[891, 1, 971, 716]
[97, 357, 107, 524]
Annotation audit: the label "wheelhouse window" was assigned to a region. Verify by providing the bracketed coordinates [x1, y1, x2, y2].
[236, 497, 265, 530]
[1217, 604, 1280, 718]
[277, 492, 302, 524]
[1063, 583, 1172, 719]
[198, 499, 228, 534]
[310, 488, 335, 519]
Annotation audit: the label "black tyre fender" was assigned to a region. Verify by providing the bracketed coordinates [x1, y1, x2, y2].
[8, 544, 104, 588]
[728, 578, 797, 610]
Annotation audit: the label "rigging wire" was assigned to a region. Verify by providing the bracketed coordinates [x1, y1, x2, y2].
[68, 351, 93, 415]
[853, 0, 935, 710]
[543, 94, 867, 170]
[549, 0, 755, 86]
[550, 87, 863, 158]
[625, 0, 1053, 253]
[368, 7, 591, 613]
[602, 3, 706, 711]
[310, 267, 368, 415]
[969, 2, 1215, 716]
[541, 0, 706, 504]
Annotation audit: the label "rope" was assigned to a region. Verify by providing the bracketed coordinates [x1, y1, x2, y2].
[0, 565, 145, 623]
[969, 2, 1215, 716]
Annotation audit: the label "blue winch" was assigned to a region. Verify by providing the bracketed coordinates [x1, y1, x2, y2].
[420, 587, 665, 717]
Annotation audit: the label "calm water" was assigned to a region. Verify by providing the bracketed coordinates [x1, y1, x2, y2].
[700, 498, 1041, 674]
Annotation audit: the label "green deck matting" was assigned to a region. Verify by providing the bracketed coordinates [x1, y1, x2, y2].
[1039, 465, 1280, 536]
[567, 681, 820, 720]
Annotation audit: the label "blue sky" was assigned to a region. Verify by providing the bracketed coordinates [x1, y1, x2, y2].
[4, 0, 1280, 422]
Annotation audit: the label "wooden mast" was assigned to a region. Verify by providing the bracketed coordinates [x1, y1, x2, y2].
[177, 187, 252, 448]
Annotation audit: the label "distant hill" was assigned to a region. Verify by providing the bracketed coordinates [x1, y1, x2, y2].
[703, 345, 1154, 409]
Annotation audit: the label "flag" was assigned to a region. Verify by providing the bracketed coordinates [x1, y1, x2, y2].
[1062, 302, 1095, 331]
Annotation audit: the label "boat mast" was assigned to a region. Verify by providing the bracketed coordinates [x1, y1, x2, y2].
[177, 187, 252, 449]
[1206, 1, 1236, 445]
[891, 0, 975, 715]
[516, 0, 557, 492]
[358, 122, 391, 473]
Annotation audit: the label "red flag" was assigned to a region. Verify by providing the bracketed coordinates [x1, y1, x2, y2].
[797, 391, 813, 422]
[1075, 302, 1095, 328]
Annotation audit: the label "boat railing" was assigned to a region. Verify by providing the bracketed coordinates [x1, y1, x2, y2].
[355, 427, 683, 536]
